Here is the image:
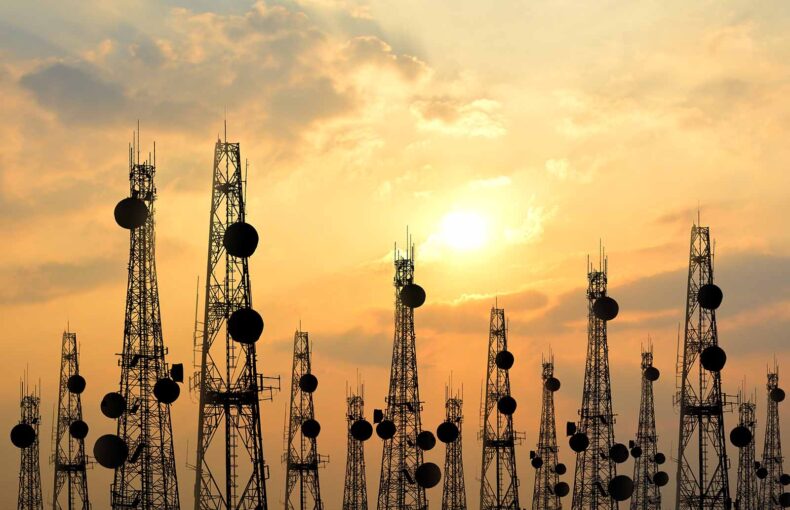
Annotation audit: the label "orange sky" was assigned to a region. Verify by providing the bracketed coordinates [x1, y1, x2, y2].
[1, 0, 790, 508]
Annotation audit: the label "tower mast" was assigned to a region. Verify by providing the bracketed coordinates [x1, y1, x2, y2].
[631, 343, 663, 510]
[735, 391, 758, 510]
[758, 366, 785, 508]
[441, 385, 466, 510]
[18, 378, 43, 510]
[532, 355, 563, 510]
[343, 383, 368, 510]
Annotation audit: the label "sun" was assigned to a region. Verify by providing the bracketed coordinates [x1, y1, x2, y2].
[439, 210, 489, 252]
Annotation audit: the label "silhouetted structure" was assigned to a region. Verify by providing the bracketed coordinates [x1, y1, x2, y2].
[532, 356, 561, 510]
[113, 134, 180, 509]
[377, 241, 426, 509]
[192, 133, 276, 510]
[674, 223, 731, 510]
[480, 307, 521, 509]
[18, 379, 43, 510]
[631, 345, 660, 510]
[758, 368, 784, 508]
[735, 392, 757, 510]
[53, 330, 90, 510]
[442, 387, 466, 510]
[572, 256, 618, 510]
[343, 386, 368, 510]
[284, 329, 325, 510]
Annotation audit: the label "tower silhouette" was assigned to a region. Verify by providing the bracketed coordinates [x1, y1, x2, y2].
[571, 256, 618, 510]
[343, 386, 368, 510]
[532, 356, 561, 510]
[283, 329, 325, 510]
[193, 133, 275, 510]
[735, 392, 757, 510]
[758, 368, 784, 508]
[480, 306, 521, 510]
[18, 379, 43, 510]
[631, 344, 661, 510]
[113, 134, 180, 509]
[441, 386, 466, 510]
[674, 223, 731, 510]
[53, 330, 90, 510]
[377, 240, 426, 510]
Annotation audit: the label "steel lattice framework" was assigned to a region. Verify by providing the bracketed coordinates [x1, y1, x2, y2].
[735, 393, 757, 510]
[18, 380, 43, 510]
[480, 307, 521, 510]
[441, 388, 466, 510]
[53, 331, 90, 510]
[377, 242, 426, 510]
[343, 389, 368, 510]
[571, 258, 618, 510]
[758, 370, 784, 509]
[283, 329, 324, 510]
[113, 138, 180, 509]
[674, 224, 731, 510]
[532, 357, 561, 510]
[193, 135, 274, 510]
[631, 346, 660, 510]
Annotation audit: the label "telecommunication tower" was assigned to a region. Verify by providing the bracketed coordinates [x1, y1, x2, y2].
[112, 133, 180, 509]
[758, 368, 784, 508]
[480, 307, 521, 510]
[735, 392, 757, 510]
[283, 329, 325, 510]
[343, 386, 368, 510]
[18, 378, 43, 510]
[571, 256, 619, 510]
[631, 344, 661, 510]
[377, 240, 427, 510]
[52, 330, 90, 510]
[441, 386, 466, 510]
[674, 223, 731, 510]
[532, 356, 562, 510]
[192, 131, 275, 510]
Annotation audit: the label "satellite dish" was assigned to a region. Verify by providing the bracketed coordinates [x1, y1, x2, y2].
[415, 462, 441, 488]
[101, 392, 126, 419]
[630, 446, 643, 458]
[301, 419, 321, 439]
[416, 431, 436, 451]
[228, 308, 264, 344]
[531, 456, 543, 469]
[554, 463, 567, 475]
[554, 481, 570, 498]
[495, 350, 514, 370]
[223, 222, 259, 258]
[153, 378, 180, 404]
[700, 345, 727, 372]
[69, 420, 89, 439]
[436, 421, 459, 443]
[654, 452, 666, 465]
[697, 283, 723, 310]
[730, 426, 752, 448]
[771, 388, 786, 403]
[780, 493, 790, 508]
[608, 475, 634, 501]
[67, 375, 86, 394]
[570, 432, 590, 453]
[399, 284, 426, 308]
[653, 471, 669, 487]
[781, 474, 790, 486]
[757, 467, 768, 479]
[114, 197, 148, 229]
[10, 424, 35, 449]
[545, 377, 561, 392]
[93, 434, 128, 469]
[350, 420, 373, 441]
[609, 443, 629, 464]
[593, 296, 619, 321]
[376, 420, 396, 440]
[643, 366, 660, 382]
[497, 395, 517, 415]
[299, 374, 318, 393]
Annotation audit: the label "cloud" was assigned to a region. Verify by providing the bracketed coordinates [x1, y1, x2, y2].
[342, 36, 428, 81]
[545, 158, 594, 183]
[468, 176, 511, 190]
[313, 327, 392, 367]
[0, 258, 117, 305]
[504, 206, 551, 245]
[411, 97, 506, 138]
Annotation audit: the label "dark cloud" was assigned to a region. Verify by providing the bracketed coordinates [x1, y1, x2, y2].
[316, 327, 392, 367]
[0, 258, 118, 305]
[0, 21, 65, 59]
[269, 77, 354, 130]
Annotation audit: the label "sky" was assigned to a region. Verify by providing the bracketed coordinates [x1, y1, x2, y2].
[1, 0, 789, 508]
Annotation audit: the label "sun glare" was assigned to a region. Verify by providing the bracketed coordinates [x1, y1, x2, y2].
[439, 210, 488, 252]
